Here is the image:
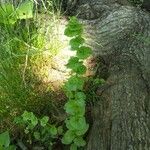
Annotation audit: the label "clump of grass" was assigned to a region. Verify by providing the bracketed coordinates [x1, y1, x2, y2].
[0, 0, 66, 131]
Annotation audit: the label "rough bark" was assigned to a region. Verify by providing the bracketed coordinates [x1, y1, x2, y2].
[71, 1, 150, 150]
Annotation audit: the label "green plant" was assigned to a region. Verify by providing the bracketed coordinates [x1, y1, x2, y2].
[0, 131, 16, 150]
[61, 17, 91, 150]
[0, 17, 38, 122]
[0, 0, 65, 130]
[0, 0, 34, 25]
[0, 0, 37, 122]
[14, 111, 62, 149]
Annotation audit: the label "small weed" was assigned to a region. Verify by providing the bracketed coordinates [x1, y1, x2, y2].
[14, 111, 63, 149]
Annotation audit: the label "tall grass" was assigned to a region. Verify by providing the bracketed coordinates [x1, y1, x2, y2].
[0, 0, 65, 131]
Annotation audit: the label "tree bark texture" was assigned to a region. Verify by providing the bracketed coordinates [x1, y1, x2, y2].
[71, 0, 150, 150]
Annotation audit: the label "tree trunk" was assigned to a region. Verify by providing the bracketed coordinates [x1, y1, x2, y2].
[69, 0, 150, 149]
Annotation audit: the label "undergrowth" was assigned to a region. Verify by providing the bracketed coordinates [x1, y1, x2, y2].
[0, 13, 93, 149]
[0, 0, 65, 130]
[0, 0, 99, 150]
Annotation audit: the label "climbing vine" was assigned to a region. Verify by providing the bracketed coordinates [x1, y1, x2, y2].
[61, 17, 91, 150]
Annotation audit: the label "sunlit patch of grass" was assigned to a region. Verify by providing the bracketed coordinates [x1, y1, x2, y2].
[0, 0, 68, 131]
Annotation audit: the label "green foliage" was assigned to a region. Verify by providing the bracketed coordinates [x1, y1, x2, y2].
[14, 111, 61, 148]
[64, 17, 83, 37]
[40, 116, 49, 127]
[85, 76, 105, 105]
[0, 131, 16, 150]
[0, 2, 93, 150]
[69, 36, 85, 50]
[0, 0, 65, 129]
[0, 4, 16, 24]
[64, 100, 85, 116]
[74, 137, 86, 147]
[66, 57, 86, 75]
[70, 143, 77, 150]
[62, 16, 91, 149]
[0, 0, 34, 25]
[16, 0, 34, 19]
[77, 46, 92, 59]
[64, 75, 85, 91]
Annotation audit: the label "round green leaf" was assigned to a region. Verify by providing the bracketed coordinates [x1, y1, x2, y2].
[74, 137, 86, 147]
[70, 36, 85, 50]
[31, 116, 38, 127]
[77, 46, 92, 59]
[62, 130, 75, 145]
[40, 116, 49, 127]
[22, 111, 38, 127]
[49, 125, 57, 136]
[64, 100, 85, 116]
[65, 117, 88, 134]
[66, 57, 79, 69]
[0, 131, 10, 147]
[70, 117, 86, 130]
[64, 25, 83, 37]
[75, 124, 89, 136]
[75, 92, 86, 101]
[64, 17, 83, 37]
[57, 126, 63, 135]
[67, 57, 86, 74]
[64, 76, 85, 91]
[22, 111, 31, 121]
[16, 0, 34, 19]
[75, 63, 86, 75]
